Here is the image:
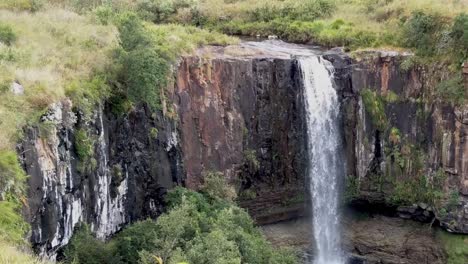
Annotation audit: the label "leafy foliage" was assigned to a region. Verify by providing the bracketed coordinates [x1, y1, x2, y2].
[360, 89, 387, 131]
[63, 225, 119, 264]
[435, 74, 465, 106]
[64, 179, 297, 264]
[201, 171, 237, 202]
[123, 48, 168, 110]
[74, 129, 96, 173]
[401, 11, 442, 56]
[0, 24, 16, 46]
[450, 13, 468, 60]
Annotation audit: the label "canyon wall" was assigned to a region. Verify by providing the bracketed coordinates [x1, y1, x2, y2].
[19, 43, 468, 258]
[341, 51, 468, 233]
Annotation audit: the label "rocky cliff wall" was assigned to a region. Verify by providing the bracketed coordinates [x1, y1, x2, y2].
[20, 44, 309, 257]
[20, 100, 182, 258]
[19, 42, 468, 258]
[342, 51, 468, 233]
[175, 51, 308, 223]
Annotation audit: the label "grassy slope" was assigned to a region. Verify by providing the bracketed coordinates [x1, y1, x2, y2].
[0, 240, 50, 264]
[0, 8, 117, 150]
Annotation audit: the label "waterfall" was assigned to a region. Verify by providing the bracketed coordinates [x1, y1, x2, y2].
[300, 56, 344, 264]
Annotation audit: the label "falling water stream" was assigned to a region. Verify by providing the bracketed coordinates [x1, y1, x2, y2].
[242, 40, 345, 263]
[300, 56, 344, 264]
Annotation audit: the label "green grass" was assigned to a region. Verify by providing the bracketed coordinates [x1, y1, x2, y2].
[0, 8, 117, 150]
[0, 239, 50, 264]
[437, 230, 468, 264]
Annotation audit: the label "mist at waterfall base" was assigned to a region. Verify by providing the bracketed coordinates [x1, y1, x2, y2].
[301, 56, 345, 264]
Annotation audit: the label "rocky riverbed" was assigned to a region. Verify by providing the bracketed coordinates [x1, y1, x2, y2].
[262, 212, 447, 264]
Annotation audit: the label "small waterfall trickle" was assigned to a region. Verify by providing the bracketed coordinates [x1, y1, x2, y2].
[300, 56, 344, 264]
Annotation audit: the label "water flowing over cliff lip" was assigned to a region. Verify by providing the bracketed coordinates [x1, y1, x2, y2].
[193, 40, 327, 60]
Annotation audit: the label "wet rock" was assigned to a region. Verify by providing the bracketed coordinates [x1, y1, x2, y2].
[20, 102, 182, 258]
[262, 215, 446, 264]
[343, 50, 468, 233]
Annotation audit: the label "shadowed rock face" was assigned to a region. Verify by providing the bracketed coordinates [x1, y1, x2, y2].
[19, 42, 468, 258]
[175, 55, 308, 223]
[342, 51, 468, 234]
[20, 102, 182, 258]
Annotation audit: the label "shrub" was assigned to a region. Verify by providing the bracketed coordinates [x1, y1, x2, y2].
[113, 220, 160, 264]
[122, 48, 169, 110]
[450, 13, 468, 61]
[62, 225, 118, 264]
[65, 185, 298, 264]
[247, 0, 334, 23]
[116, 13, 151, 52]
[73, 129, 96, 173]
[180, 229, 242, 264]
[0, 0, 42, 12]
[66, 76, 111, 118]
[360, 89, 387, 131]
[401, 11, 442, 56]
[74, 129, 94, 161]
[436, 74, 465, 106]
[94, 5, 115, 25]
[201, 171, 237, 202]
[0, 24, 17, 46]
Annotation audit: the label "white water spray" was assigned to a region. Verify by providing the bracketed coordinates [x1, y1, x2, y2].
[300, 56, 344, 264]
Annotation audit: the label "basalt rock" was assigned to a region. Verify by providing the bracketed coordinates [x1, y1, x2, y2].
[19, 42, 468, 258]
[20, 100, 182, 258]
[344, 50, 468, 233]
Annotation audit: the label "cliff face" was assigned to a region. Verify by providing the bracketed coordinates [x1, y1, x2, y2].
[19, 42, 468, 258]
[343, 51, 468, 233]
[175, 52, 307, 223]
[20, 100, 182, 258]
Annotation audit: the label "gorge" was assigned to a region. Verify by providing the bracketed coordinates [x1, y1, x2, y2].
[16, 40, 468, 263]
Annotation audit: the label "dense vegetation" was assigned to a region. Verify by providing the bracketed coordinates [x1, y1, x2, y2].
[63, 173, 297, 264]
[0, 0, 466, 262]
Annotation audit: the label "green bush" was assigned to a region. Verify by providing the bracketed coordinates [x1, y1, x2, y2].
[74, 129, 96, 173]
[0, 24, 17, 46]
[436, 74, 465, 106]
[122, 48, 168, 110]
[65, 185, 298, 264]
[74, 129, 94, 161]
[0, 0, 42, 12]
[247, 0, 334, 23]
[116, 13, 151, 52]
[113, 220, 160, 264]
[201, 171, 237, 202]
[93, 5, 115, 25]
[401, 11, 442, 56]
[65, 76, 111, 119]
[360, 89, 387, 131]
[63, 225, 118, 264]
[450, 13, 468, 61]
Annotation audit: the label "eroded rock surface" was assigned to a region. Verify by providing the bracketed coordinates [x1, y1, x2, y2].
[19, 41, 468, 258]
